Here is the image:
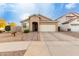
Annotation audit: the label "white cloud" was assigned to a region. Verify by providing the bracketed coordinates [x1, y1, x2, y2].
[65, 3, 76, 9]
[20, 13, 31, 20]
[16, 3, 37, 13]
[14, 3, 39, 20]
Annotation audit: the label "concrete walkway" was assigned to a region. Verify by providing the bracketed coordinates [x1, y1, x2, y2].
[0, 41, 31, 52]
[24, 41, 50, 56]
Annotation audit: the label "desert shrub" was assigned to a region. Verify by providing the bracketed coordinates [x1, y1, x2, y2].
[0, 30, 3, 33]
[24, 29, 30, 33]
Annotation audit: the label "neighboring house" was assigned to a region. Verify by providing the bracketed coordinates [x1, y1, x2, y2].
[21, 14, 58, 32]
[57, 12, 79, 32]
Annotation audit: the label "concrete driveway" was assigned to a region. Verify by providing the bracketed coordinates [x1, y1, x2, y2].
[39, 32, 79, 56]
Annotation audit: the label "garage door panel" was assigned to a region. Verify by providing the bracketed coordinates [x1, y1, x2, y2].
[39, 25, 56, 32]
[71, 26, 79, 32]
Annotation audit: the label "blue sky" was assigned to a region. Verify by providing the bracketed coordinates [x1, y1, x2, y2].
[0, 3, 79, 25]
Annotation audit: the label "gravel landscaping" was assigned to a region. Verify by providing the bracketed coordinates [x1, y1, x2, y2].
[0, 32, 40, 42]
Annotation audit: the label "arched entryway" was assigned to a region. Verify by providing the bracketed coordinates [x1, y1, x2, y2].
[32, 22, 38, 32]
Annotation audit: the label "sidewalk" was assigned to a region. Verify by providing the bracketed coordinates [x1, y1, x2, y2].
[0, 41, 31, 52]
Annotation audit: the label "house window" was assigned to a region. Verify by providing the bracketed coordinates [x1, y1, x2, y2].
[23, 23, 26, 28]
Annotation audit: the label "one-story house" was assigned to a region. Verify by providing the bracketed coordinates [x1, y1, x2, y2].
[21, 14, 58, 32]
[57, 12, 79, 32]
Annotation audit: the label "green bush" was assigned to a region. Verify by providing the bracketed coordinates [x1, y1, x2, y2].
[24, 29, 30, 33]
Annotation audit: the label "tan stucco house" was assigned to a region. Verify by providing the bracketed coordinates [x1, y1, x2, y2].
[21, 14, 58, 32]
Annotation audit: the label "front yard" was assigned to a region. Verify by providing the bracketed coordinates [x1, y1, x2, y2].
[0, 32, 40, 42]
[0, 32, 79, 56]
[0, 32, 23, 42]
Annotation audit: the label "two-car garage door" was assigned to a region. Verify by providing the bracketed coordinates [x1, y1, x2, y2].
[39, 25, 56, 32]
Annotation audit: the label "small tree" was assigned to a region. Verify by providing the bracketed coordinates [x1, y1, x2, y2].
[9, 22, 16, 27]
[9, 22, 16, 32]
[0, 19, 6, 28]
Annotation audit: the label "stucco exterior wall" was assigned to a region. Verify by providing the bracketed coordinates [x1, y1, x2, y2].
[39, 16, 51, 21]
[57, 16, 66, 26]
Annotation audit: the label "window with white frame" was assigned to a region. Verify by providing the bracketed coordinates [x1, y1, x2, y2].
[23, 23, 26, 28]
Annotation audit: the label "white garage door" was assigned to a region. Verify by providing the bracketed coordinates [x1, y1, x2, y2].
[71, 26, 79, 32]
[39, 25, 56, 32]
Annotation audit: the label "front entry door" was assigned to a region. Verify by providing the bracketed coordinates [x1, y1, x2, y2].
[32, 22, 38, 32]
